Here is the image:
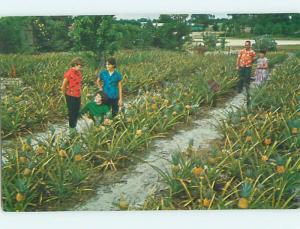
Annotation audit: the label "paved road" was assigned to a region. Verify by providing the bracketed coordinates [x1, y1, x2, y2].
[192, 38, 300, 47]
[226, 39, 300, 46]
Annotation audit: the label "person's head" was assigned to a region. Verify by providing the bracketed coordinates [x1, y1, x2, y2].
[94, 91, 107, 104]
[244, 40, 251, 50]
[70, 57, 84, 70]
[106, 57, 116, 71]
[259, 50, 266, 58]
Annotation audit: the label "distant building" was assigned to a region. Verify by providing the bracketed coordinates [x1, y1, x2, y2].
[152, 22, 164, 27]
[191, 24, 205, 32]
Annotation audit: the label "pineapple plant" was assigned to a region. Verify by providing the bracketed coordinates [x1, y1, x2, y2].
[238, 182, 252, 209]
[275, 156, 285, 174]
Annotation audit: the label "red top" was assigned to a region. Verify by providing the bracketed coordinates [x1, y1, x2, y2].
[64, 68, 82, 97]
[238, 49, 256, 67]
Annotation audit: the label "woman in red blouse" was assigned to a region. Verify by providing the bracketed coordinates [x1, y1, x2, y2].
[61, 57, 84, 132]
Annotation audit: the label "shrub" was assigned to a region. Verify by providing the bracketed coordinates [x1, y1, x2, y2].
[253, 34, 277, 52]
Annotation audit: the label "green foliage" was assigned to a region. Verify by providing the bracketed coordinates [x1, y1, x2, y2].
[68, 16, 121, 67]
[0, 17, 34, 53]
[241, 182, 252, 198]
[153, 15, 191, 50]
[268, 53, 288, 68]
[31, 16, 72, 52]
[0, 16, 73, 54]
[253, 35, 277, 52]
[225, 14, 300, 37]
[219, 37, 226, 49]
[190, 14, 215, 28]
[202, 32, 217, 49]
[1, 14, 300, 55]
[295, 50, 300, 58]
[201, 33, 227, 50]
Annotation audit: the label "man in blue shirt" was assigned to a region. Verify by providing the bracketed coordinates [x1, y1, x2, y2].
[96, 57, 123, 117]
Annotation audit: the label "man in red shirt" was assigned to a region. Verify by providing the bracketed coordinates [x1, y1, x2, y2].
[61, 57, 83, 132]
[236, 41, 256, 93]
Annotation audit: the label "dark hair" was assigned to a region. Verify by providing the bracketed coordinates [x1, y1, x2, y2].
[70, 57, 84, 67]
[95, 90, 108, 104]
[245, 40, 251, 45]
[106, 57, 117, 67]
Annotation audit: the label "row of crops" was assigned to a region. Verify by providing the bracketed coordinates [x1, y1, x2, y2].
[1, 49, 239, 211]
[1, 50, 288, 138]
[1, 50, 239, 138]
[1, 49, 291, 211]
[143, 56, 300, 209]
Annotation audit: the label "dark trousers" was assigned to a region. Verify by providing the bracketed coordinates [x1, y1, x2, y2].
[65, 95, 81, 128]
[237, 67, 252, 93]
[107, 98, 119, 117]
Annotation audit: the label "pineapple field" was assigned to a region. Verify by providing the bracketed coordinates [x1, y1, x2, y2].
[1, 49, 299, 211]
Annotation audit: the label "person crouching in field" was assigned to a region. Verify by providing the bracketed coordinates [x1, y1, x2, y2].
[61, 57, 83, 134]
[80, 91, 110, 125]
[96, 57, 123, 117]
[236, 41, 256, 93]
[255, 50, 269, 86]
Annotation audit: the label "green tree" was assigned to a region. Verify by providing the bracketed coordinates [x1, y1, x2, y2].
[202, 32, 217, 50]
[31, 16, 72, 52]
[190, 14, 214, 28]
[139, 21, 155, 47]
[0, 17, 34, 53]
[253, 24, 265, 35]
[68, 15, 121, 68]
[253, 35, 277, 51]
[272, 24, 283, 35]
[153, 14, 190, 50]
[114, 23, 141, 49]
[158, 15, 172, 23]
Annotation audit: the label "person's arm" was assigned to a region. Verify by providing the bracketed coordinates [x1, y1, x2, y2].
[252, 51, 257, 63]
[263, 58, 269, 69]
[102, 105, 112, 124]
[236, 52, 241, 70]
[118, 81, 123, 107]
[61, 78, 68, 94]
[96, 71, 103, 90]
[96, 78, 103, 91]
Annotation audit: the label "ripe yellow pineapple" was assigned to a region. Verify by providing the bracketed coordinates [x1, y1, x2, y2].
[36, 145, 45, 155]
[16, 193, 25, 202]
[193, 166, 203, 177]
[292, 128, 298, 134]
[135, 129, 142, 137]
[202, 198, 211, 208]
[74, 154, 83, 162]
[245, 136, 252, 142]
[238, 198, 249, 209]
[264, 138, 272, 145]
[22, 168, 31, 176]
[58, 149, 67, 158]
[261, 155, 268, 162]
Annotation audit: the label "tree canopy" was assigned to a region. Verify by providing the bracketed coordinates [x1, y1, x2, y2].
[0, 14, 299, 55]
